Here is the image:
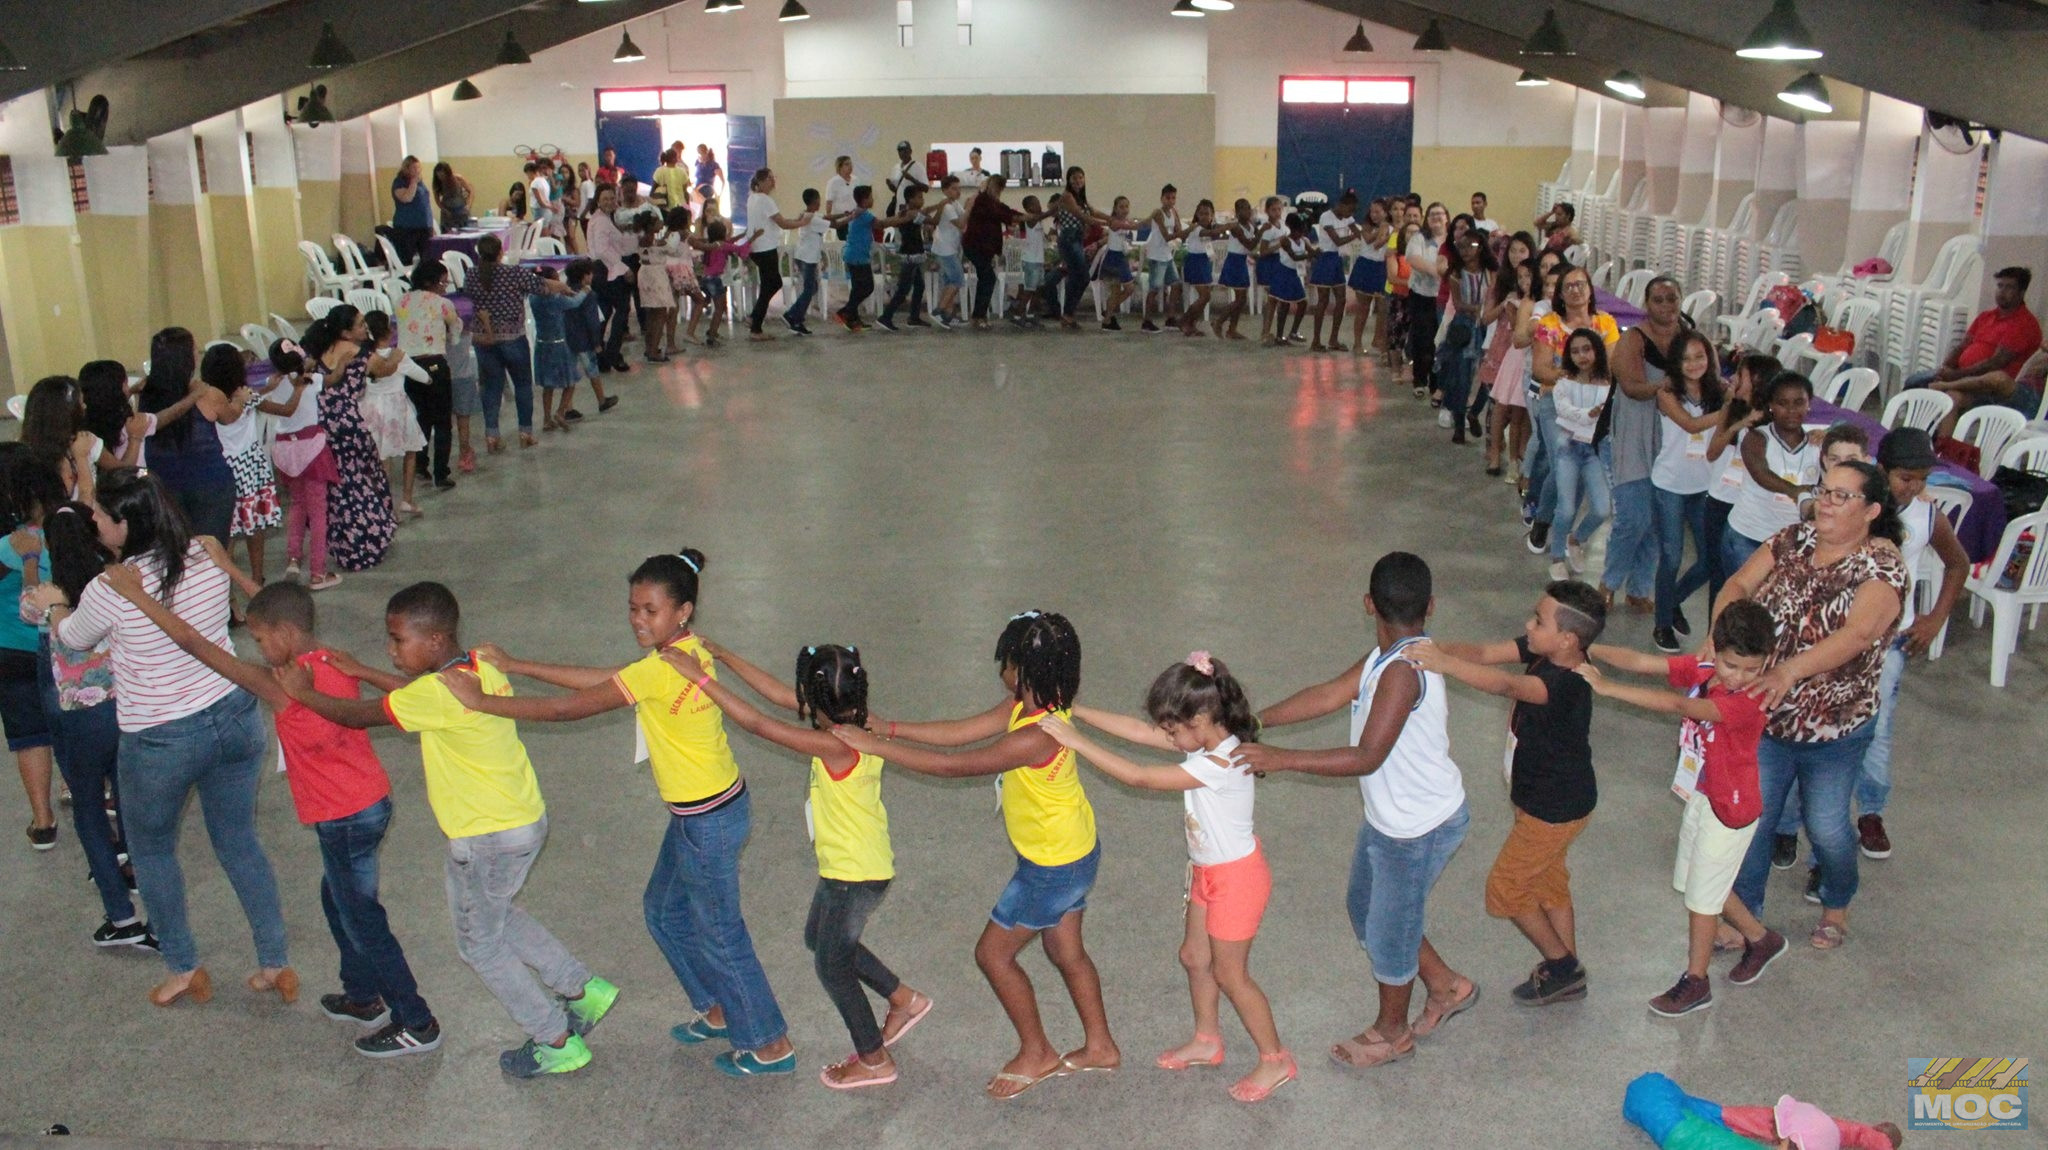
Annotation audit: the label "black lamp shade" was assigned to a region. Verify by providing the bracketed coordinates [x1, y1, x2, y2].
[0, 39, 25, 71]
[1414, 19, 1449, 51]
[1516, 70, 1550, 87]
[1605, 70, 1646, 99]
[1738, 0, 1821, 60]
[613, 30, 646, 62]
[496, 29, 532, 65]
[1521, 9, 1573, 57]
[1778, 72, 1833, 114]
[1343, 21, 1373, 52]
[308, 22, 356, 69]
[452, 78, 483, 101]
[779, 0, 810, 19]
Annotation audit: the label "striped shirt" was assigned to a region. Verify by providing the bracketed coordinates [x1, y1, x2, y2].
[54, 541, 236, 732]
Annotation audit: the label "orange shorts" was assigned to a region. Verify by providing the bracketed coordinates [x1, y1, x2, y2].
[1189, 842, 1272, 942]
[1484, 809, 1589, 918]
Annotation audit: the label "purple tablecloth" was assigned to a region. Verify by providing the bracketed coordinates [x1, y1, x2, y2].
[425, 224, 511, 262]
[1597, 287, 1645, 329]
[519, 255, 576, 274]
[1809, 399, 2006, 561]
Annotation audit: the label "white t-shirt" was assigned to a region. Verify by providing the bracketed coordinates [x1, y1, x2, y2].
[272, 377, 325, 436]
[1019, 221, 1046, 264]
[1144, 208, 1180, 262]
[1223, 220, 1253, 257]
[580, 179, 597, 206]
[824, 174, 856, 217]
[529, 177, 554, 214]
[1473, 216, 1502, 233]
[1351, 639, 1465, 839]
[793, 211, 829, 263]
[1651, 397, 1716, 495]
[1178, 735, 1257, 867]
[1183, 223, 1211, 259]
[930, 201, 964, 257]
[1317, 211, 1351, 254]
[1727, 427, 1820, 542]
[1258, 222, 1286, 259]
[1898, 497, 1934, 628]
[1406, 233, 1443, 297]
[745, 192, 782, 253]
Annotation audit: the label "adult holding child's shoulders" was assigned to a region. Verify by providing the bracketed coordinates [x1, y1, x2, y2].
[1714, 459, 1907, 953]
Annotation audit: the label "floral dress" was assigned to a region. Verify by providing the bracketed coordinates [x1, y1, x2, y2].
[320, 356, 395, 571]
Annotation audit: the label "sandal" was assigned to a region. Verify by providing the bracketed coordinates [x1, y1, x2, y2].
[1329, 1027, 1414, 1069]
[1411, 980, 1480, 1039]
[308, 573, 342, 592]
[881, 991, 933, 1047]
[149, 967, 213, 1008]
[1229, 1051, 1298, 1103]
[985, 1061, 1068, 1100]
[484, 437, 504, 455]
[820, 1052, 897, 1090]
[458, 448, 477, 473]
[1810, 922, 1850, 950]
[1156, 1033, 1225, 1071]
[519, 433, 538, 449]
[247, 966, 299, 1004]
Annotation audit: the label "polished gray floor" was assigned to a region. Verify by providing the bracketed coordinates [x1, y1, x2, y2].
[3, 327, 2041, 1148]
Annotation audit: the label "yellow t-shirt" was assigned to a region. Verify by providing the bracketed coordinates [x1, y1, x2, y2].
[383, 654, 545, 839]
[809, 750, 892, 882]
[653, 165, 694, 208]
[999, 703, 1096, 867]
[611, 634, 742, 805]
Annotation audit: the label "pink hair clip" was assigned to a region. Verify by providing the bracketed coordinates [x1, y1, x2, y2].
[1186, 650, 1214, 676]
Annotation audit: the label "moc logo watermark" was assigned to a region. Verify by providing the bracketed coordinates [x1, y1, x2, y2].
[1908, 1058, 2029, 1132]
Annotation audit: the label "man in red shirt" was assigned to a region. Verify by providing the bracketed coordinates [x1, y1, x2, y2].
[595, 147, 623, 189]
[1908, 266, 2041, 435]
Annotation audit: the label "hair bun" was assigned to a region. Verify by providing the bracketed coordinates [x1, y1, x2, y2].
[676, 547, 706, 574]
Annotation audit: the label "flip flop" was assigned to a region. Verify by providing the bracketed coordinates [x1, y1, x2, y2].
[1058, 1056, 1118, 1076]
[986, 1064, 1065, 1100]
[881, 994, 933, 1048]
[1412, 981, 1481, 1039]
[820, 1055, 899, 1091]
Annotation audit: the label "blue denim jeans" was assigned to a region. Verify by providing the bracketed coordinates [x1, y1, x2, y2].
[1551, 438, 1611, 560]
[474, 336, 535, 438]
[317, 796, 433, 1029]
[1603, 476, 1659, 599]
[1652, 486, 1710, 629]
[1720, 527, 1768, 582]
[445, 815, 590, 1042]
[1059, 236, 1089, 318]
[1703, 497, 1735, 606]
[1525, 391, 1561, 525]
[1439, 316, 1482, 420]
[119, 689, 286, 973]
[1856, 639, 1907, 816]
[1347, 804, 1470, 985]
[643, 789, 787, 1052]
[782, 258, 820, 327]
[1734, 720, 1876, 915]
[38, 638, 132, 923]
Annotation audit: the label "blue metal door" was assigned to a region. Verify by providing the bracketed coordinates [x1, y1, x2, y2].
[1275, 101, 1413, 204]
[595, 115, 663, 190]
[725, 115, 767, 230]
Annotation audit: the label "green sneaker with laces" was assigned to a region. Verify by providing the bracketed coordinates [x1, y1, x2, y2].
[566, 977, 620, 1039]
[500, 1034, 592, 1079]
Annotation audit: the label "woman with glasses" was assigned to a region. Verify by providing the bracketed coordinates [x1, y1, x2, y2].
[1713, 458, 1908, 958]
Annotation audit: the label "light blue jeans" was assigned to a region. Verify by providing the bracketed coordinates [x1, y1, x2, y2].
[1551, 438, 1611, 561]
[1347, 804, 1471, 985]
[1603, 476, 1659, 599]
[643, 788, 788, 1052]
[119, 689, 286, 974]
[1525, 391, 1561, 524]
[1735, 720, 1876, 914]
[1786, 639, 1907, 844]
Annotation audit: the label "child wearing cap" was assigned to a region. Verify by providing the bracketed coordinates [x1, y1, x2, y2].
[1624, 1071, 1905, 1149]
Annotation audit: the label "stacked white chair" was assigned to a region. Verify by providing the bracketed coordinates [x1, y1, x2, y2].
[1752, 200, 1801, 289]
[1912, 248, 1987, 382]
[1831, 221, 1909, 305]
[1881, 388, 1954, 434]
[332, 235, 391, 293]
[1621, 178, 1653, 272]
[1710, 194, 1757, 312]
[298, 241, 354, 299]
[1712, 270, 1790, 344]
[1592, 260, 1617, 293]
[1876, 235, 1978, 387]
[346, 287, 393, 316]
[442, 250, 473, 290]
[1615, 268, 1656, 308]
[1964, 472, 2048, 686]
[304, 297, 342, 321]
[1954, 407, 2027, 480]
[1806, 350, 1849, 394]
[374, 234, 417, 287]
[1680, 289, 1718, 328]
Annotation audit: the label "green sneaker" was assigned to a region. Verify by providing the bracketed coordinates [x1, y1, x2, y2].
[499, 1034, 592, 1079]
[565, 977, 620, 1039]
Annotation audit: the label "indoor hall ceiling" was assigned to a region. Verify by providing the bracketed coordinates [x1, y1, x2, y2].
[0, 1, 288, 106]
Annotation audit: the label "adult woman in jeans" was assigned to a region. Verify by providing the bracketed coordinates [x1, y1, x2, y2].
[584, 187, 637, 372]
[36, 470, 289, 1006]
[741, 168, 809, 342]
[1716, 461, 1908, 953]
[466, 235, 571, 450]
[1052, 168, 1109, 330]
[136, 328, 237, 544]
[1603, 278, 1687, 617]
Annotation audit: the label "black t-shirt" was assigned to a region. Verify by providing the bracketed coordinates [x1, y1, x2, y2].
[1507, 635, 1597, 823]
[897, 219, 927, 257]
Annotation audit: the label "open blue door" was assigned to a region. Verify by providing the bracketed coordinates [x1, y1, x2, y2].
[595, 115, 663, 190]
[1276, 99, 1413, 205]
[726, 115, 767, 231]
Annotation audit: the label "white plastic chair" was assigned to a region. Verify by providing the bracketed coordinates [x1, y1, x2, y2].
[1713, 271, 1790, 343]
[269, 313, 301, 341]
[1807, 351, 1849, 395]
[1954, 407, 2027, 480]
[1562, 243, 1588, 267]
[332, 235, 390, 292]
[1615, 268, 1655, 308]
[239, 323, 277, 357]
[1882, 389, 1954, 434]
[374, 234, 417, 286]
[1680, 289, 1717, 327]
[1918, 485, 1973, 660]
[532, 237, 567, 257]
[298, 241, 353, 299]
[1964, 505, 2048, 686]
[442, 250, 473, 290]
[1591, 260, 1616, 293]
[346, 287, 393, 316]
[303, 297, 341, 321]
[1822, 367, 1882, 413]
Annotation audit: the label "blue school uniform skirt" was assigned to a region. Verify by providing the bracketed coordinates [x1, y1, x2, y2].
[1309, 251, 1345, 287]
[1254, 253, 1281, 287]
[1219, 252, 1251, 289]
[1269, 265, 1306, 303]
[534, 338, 575, 390]
[1182, 253, 1214, 286]
[1349, 254, 1388, 294]
[1097, 250, 1133, 283]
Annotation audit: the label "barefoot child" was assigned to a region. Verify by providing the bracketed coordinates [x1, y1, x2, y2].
[1049, 653, 1295, 1103]
[443, 549, 795, 1077]
[832, 611, 1120, 1100]
[1243, 552, 1477, 1068]
[662, 640, 932, 1090]
[1581, 600, 1785, 1016]
[102, 573, 443, 1057]
[1408, 579, 1605, 1007]
[279, 582, 618, 1079]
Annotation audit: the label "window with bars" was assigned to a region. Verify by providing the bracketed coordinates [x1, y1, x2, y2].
[0, 157, 17, 226]
[68, 158, 89, 213]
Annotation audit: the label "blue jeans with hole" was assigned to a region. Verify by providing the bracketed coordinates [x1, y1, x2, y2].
[1604, 476, 1659, 599]
[1653, 486, 1710, 630]
[1551, 438, 1611, 561]
[119, 689, 286, 974]
[1734, 720, 1876, 915]
[474, 336, 535, 438]
[643, 788, 787, 1052]
[317, 796, 433, 1029]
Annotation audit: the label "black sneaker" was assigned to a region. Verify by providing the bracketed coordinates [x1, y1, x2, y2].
[1525, 522, 1551, 554]
[905, 318, 931, 328]
[1102, 318, 1122, 332]
[27, 824, 56, 850]
[1771, 833, 1799, 870]
[92, 918, 151, 948]
[356, 1018, 443, 1059]
[1653, 627, 1682, 654]
[1140, 320, 1160, 333]
[434, 478, 458, 491]
[791, 324, 812, 337]
[560, 409, 585, 424]
[132, 929, 160, 953]
[1803, 867, 1823, 905]
[874, 317, 899, 332]
[598, 396, 620, 413]
[1511, 957, 1588, 1006]
[320, 993, 391, 1027]
[1671, 609, 1692, 637]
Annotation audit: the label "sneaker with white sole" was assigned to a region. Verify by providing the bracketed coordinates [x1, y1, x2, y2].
[1549, 560, 1571, 581]
[92, 918, 153, 948]
[1437, 410, 1454, 429]
[1566, 539, 1586, 573]
[320, 993, 391, 1026]
[356, 1018, 443, 1059]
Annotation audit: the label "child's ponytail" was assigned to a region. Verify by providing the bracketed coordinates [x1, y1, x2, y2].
[1144, 652, 1259, 744]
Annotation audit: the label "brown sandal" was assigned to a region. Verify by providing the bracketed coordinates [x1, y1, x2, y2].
[1329, 1027, 1414, 1069]
[247, 966, 299, 1004]
[1412, 980, 1480, 1039]
[150, 967, 213, 1008]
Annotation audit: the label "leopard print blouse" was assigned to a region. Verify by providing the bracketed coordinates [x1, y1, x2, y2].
[1756, 524, 1909, 743]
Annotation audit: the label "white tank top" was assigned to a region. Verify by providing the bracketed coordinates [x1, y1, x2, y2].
[1350, 638, 1466, 839]
[1224, 221, 1253, 257]
[1707, 434, 1747, 505]
[214, 407, 263, 457]
[1726, 427, 1819, 543]
[1898, 498, 1934, 628]
[1183, 223, 1212, 258]
[1144, 209, 1180, 262]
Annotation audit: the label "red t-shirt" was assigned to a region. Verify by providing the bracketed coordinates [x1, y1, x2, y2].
[1957, 306, 2042, 373]
[275, 650, 390, 825]
[1667, 657, 1766, 829]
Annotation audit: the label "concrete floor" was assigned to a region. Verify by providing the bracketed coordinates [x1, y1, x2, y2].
[3, 328, 2042, 1148]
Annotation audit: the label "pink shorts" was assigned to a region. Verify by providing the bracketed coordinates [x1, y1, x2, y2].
[1189, 841, 1272, 942]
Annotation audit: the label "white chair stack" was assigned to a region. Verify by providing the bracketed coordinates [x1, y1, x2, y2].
[1680, 288, 1718, 328]
[1751, 200, 1802, 289]
[1876, 234, 1980, 387]
[298, 241, 354, 300]
[1712, 271, 1790, 344]
[1615, 268, 1655, 308]
[332, 234, 391, 293]
[1912, 248, 1987, 383]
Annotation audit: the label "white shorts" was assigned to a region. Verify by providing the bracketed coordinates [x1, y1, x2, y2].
[1672, 790, 1757, 916]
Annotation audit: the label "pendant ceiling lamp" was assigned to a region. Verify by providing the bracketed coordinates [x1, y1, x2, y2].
[1343, 21, 1373, 52]
[1192, 0, 1234, 10]
[1520, 9, 1572, 57]
[308, 22, 356, 69]
[1516, 70, 1550, 87]
[1737, 0, 1821, 60]
[613, 28, 646, 62]
[1604, 70, 1646, 100]
[707, 0, 743, 12]
[495, 29, 532, 65]
[1171, 0, 1203, 16]
[0, 39, 26, 71]
[452, 78, 483, 101]
[1777, 71, 1833, 114]
[778, 0, 811, 20]
[1413, 19, 1449, 51]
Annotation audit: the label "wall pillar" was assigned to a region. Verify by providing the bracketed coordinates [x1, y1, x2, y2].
[246, 97, 307, 324]
[1593, 96, 1624, 194]
[293, 123, 343, 254]
[1980, 135, 2048, 314]
[0, 120, 98, 392]
[1644, 106, 1684, 215]
[1752, 116, 1799, 241]
[368, 104, 407, 227]
[1710, 112, 1762, 229]
[77, 146, 153, 365]
[1902, 127, 1981, 284]
[1675, 92, 1719, 225]
[1568, 89, 1598, 191]
[1843, 92, 1919, 273]
[196, 110, 264, 332]
[146, 129, 223, 341]
[336, 117, 377, 242]
[1794, 120, 1859, 278]
[1618, 105, 1647, 208]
